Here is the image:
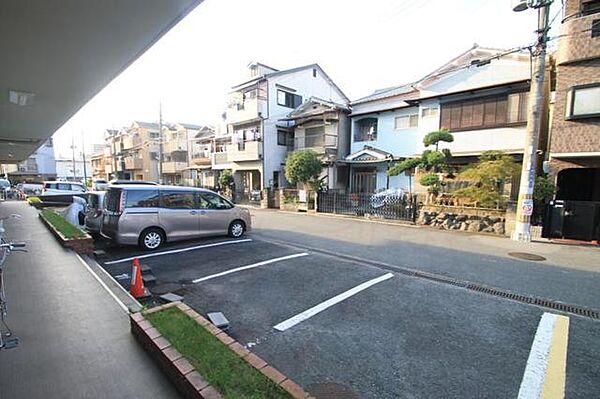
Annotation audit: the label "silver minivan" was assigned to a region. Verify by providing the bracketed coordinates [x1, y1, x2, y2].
[101, 185, 251, 250]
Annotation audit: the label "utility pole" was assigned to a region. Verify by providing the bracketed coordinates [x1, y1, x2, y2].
[81, 132, 88, 184]
[511, 0, 552, 242]
[71, 134, 77, 181]
[158, 102, 163, 184]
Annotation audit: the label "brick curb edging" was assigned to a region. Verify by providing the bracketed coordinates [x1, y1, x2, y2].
[131, 302, 314, 399]
[38, 213, 94, 254]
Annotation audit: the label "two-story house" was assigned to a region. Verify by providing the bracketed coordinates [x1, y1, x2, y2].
[223, 62, 348, 200]
[283, 97, 351, 190]
[346, 45, 549, 194]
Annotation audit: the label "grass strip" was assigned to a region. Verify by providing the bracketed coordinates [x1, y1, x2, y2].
[146, 307, 291, 399]
[41, 209, 86, 239]
[27, 196, 41, 204]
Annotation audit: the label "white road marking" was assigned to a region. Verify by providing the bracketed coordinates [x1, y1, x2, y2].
[104, 238, 252, 265]
[75, 253, 129, 313]
[192, 252, 308, 283]
[518, 312, 570, 399]
[273, 272, 394, 332]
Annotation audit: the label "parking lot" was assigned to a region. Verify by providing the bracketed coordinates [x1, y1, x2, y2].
[93, 231, 600, 398]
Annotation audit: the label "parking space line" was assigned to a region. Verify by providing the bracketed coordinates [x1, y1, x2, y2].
[104, 238, 252, 265]
[518, 312, 570, 399]
[273, 272, 394, 332]
[192, 252, 309, 283]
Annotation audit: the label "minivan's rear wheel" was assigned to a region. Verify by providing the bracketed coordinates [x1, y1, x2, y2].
[228, 220, 246, 238]
[140, 228, 164, 250]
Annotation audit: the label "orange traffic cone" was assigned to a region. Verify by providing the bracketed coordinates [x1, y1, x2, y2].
[130, 258, 149, 298]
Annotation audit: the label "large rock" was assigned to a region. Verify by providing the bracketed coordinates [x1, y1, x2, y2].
[468, 222, 484, 232]
[493, 222, 505, 235]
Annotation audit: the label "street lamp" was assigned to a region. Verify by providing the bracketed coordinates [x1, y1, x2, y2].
[510, 0, 553, 242]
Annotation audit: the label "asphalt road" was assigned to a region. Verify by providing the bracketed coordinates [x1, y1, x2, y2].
[93, 210, 600, 398]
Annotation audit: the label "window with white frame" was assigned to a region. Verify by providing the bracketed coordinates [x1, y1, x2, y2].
[277, 89, 302, 108]
[565, 84, 600, 119]
[421, 107, 439, 118]
[394, 114, 419, 129]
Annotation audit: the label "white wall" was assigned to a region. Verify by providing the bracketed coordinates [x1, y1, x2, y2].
[35, 139, 57, 174]
[55, 159, 92, 180]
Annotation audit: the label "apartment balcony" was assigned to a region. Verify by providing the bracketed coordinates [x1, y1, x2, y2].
[227, 98, 265, 125]
[162, 161, 188, 174]
[122, 135, 142, 150]
[192, 153, 212, 166]
[124, 157, 143, 170]
[294, 134, 338, 154]
[226, 140, 262, 162]
[163, 140, 188, 154]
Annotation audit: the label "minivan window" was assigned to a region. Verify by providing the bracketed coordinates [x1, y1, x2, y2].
[45, 183, 57, 189]
[199, 192, 233, 210]
[71, 184, 86, 192]
[161, 190, 196, 209]
[125, 189, 159, 208]
[58, 183, 71, 190]
[105, 188, 122, 212]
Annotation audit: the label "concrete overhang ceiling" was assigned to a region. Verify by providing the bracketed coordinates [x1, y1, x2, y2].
[0, 0, 202, 162]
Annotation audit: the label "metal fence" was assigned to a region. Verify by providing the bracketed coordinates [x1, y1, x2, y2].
[317, 190, 418, 222]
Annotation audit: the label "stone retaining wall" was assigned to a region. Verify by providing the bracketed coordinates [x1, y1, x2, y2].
[419, 205, 506, 235]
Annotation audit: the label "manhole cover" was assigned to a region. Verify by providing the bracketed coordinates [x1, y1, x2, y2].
[508, 252, 546, 261]
[306, 382, 359, 399]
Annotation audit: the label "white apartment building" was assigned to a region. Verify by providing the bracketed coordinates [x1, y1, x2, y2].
[346, 45, 548, 194]
[223, 62, 348, 200]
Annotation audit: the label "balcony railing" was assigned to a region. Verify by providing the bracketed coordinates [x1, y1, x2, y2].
[213, 152, 228, 165]
[124, 157, 143, 170]
[192, 153, 211, 166]
[227, 98, 265, 124]
[122, 135, 142, 150]
[163, 140, 188, 154]
[162, 161, 188, 174]
[226, 140, 262, 162]
[295, 134, 338, 152]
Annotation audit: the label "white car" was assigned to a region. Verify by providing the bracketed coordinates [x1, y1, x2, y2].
[370, 188, 406, 208]
[42, 181, 87, 195]
[92, 179, 109, 191]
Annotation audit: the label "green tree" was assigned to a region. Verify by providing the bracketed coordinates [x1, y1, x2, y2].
[388, 129, 454, 201]
[219, 169, 233, 187]
[452, 151, 520, 208]
[284, 150, 322, 189]
[419, 173, 442, 196]
[533, 174, 556, 205]
[423, 130, 454, 151]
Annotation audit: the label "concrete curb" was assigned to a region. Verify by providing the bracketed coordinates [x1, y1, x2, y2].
[132, 302, 313, 399]
[38, 212, 94, 254]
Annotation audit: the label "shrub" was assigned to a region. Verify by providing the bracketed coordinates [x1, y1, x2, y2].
[284, 150, 322, 188]
[452, 151, 520, 208]
[219, 169, 234, 187]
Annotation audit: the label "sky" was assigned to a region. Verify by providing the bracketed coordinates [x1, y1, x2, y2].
[53, 0, 563, 158]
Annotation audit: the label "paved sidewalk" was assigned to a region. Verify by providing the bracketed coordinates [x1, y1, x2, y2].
[0, 201, 179, 399]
